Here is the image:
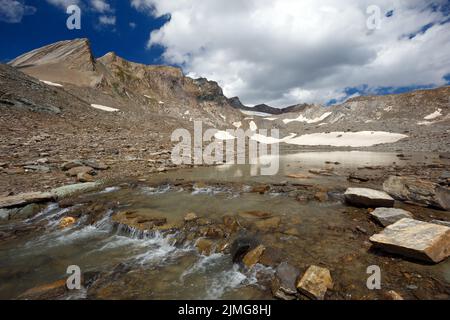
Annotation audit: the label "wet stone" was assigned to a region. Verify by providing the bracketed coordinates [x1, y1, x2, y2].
[370, 218, 450, 263]
[242, 245, 265, 268]
[296, 265, 333, 300]
[271, 262, 299, 300]
[370, 208, 413, 227]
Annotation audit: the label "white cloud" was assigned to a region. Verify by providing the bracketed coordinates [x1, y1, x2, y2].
[46, 0, 79, 9]
[133, 0, 450, 107]
[129, 22, 137, 29]
[0, 0, 36, 23]
[98, 14, 115, 26]
[90, 0, 111, 13]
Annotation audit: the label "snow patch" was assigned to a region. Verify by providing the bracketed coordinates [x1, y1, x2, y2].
[240, 110, 272, 117]
[424, 109, 442, 120]
[285, 131, 408, 147]
[90, 104, 120, 112]
[249, 121, 258, 131]
[283, 112, 332, 124]
[40, 80, 63, 87]
[264, 117, 277, 121]
[232, 121, 242, 128]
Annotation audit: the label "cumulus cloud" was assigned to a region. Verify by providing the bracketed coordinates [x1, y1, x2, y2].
[46, 0, 80, 9]
[0, 0, 36, 23]
[90, 0, 111, 13]
[133, 0, 450, 107]
[98, 14, 115, 26]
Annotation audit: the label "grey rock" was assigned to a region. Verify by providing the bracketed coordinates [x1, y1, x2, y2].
[0, 209, 11, 221]
[23, 165, 51, 173]
[370, 208, 413, 227]
[0, 192, 55, 209]
[12, 203, 42, 220]
[383, 176, 450, 210]
[61, 160, 84, 171]
[345, 187, 394, 208]
[272, 262, 299, 300]
[51, 182, 100, 199]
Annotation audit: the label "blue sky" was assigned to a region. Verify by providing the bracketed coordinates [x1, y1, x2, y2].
[1, 0, 449, 107]
[0, 0, 168, 65]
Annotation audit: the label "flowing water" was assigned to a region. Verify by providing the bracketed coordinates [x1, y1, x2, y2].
[0, 151, 449, 300]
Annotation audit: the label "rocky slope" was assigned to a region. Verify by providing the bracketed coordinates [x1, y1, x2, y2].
[8, 38, 243, 127]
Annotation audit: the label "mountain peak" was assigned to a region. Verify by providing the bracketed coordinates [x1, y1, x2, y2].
[9, 38, 95, 72]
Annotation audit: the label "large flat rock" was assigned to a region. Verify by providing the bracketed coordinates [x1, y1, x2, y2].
[0, 192, 55, 209]
[345, 188, 394, 208]
[370, 208, 413, 227]
[383, 176, 450, 210]
[370, 218, 450, 263]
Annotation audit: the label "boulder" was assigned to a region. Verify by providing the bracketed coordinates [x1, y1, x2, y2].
[77, 172, 94, 183]
[383, 176, 450, 210]
[0, 192, 55, 209]
[66, 166, 95, 177]
[242, 245, 265, 268]
[370, 208, 413, 227]
[271, 262, 299, 300]
[344, 188, 394, 208]
[61, 160, 84, 171]
[296, 265, 333, 300]
[369, 218, 450, 263]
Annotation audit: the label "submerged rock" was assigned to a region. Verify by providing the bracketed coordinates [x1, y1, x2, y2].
[184, 212, 198, 222]
[112, 210, 168, 232]
[242, 245, 265, 268]
[196, 238, 213, 256]
[271, 262, 299, 300]
[0, 192, 55, 209]
[370, 218, 450, 263]
[296, 265, 333, 300]
[59, 217, 76, 229]
[370, 208, 413, 227]
[344, 188, 394, 208]
[18, 279, 67, 300]
[231, 236, 259, 263]
[254, 217, 281, 231]
[383, 176, 450, 210]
